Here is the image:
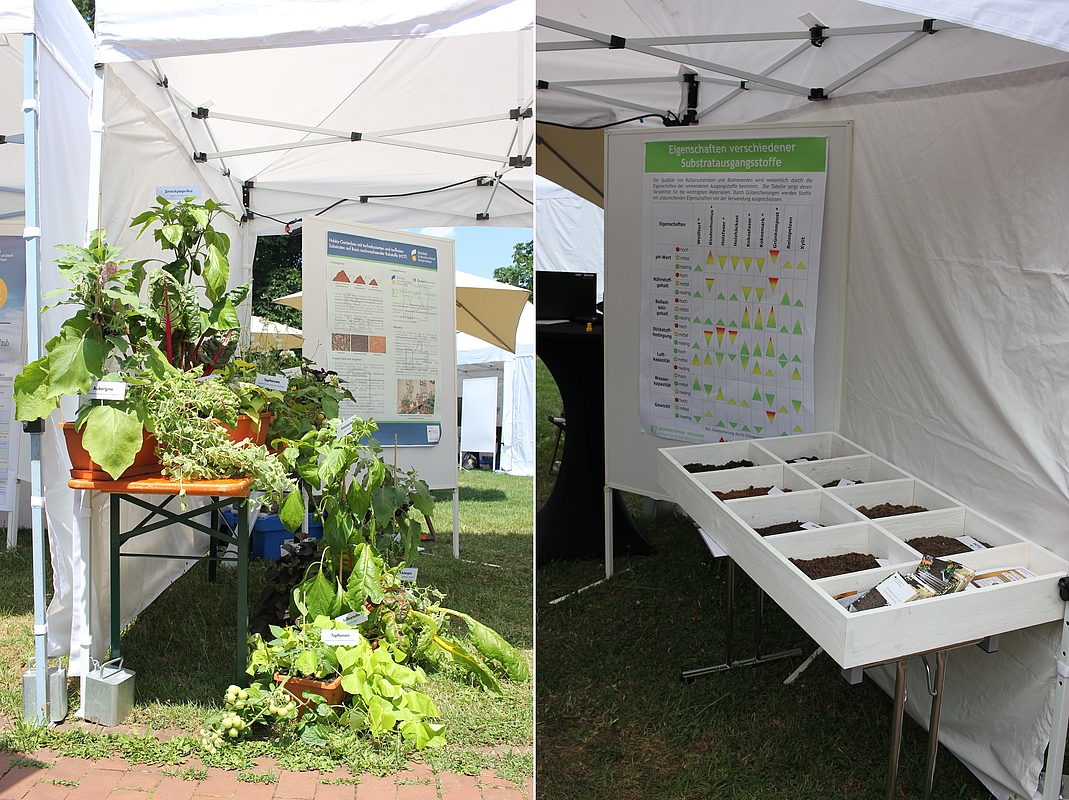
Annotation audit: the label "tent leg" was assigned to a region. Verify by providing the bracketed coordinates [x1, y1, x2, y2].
[604, 486, 614, 579]
[452, 488, 459, 559]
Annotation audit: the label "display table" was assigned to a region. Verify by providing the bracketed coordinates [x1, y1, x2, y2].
[657, 432, 1069, 800]
[536, 320, 652, 564]
[69, 474, 253, 686]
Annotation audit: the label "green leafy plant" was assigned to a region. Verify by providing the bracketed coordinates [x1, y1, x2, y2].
[199, 681, 298, 754]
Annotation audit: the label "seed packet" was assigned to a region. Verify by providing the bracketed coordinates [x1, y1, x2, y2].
[848, 571, 932, 612]
[912, 555, 975, 595]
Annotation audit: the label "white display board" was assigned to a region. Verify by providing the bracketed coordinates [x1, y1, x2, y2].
[604, 122, 853, 499]
[460, 377, 498, 454]
[302, 217, 458, 490]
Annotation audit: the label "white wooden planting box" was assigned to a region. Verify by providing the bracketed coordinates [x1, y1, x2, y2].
[658, 432, 1069, 669]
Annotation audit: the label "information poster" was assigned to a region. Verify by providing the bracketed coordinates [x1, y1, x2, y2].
[323, 230, 442, 446]
[640, 137, 828, 443]
[0, 237, 25, 510]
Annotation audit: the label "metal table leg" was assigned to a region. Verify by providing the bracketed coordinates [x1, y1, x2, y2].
[235, 497, 249, 687]
[923, 651, 949, 800]
[886, 659, 909, 800]
[110, 493, 121, 659]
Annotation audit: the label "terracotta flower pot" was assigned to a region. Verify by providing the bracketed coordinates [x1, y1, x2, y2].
[218, 412, 274, 446]
[62, 422, 161, 481]
[274, 672, 348, 719]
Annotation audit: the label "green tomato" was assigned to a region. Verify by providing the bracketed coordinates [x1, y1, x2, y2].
[228, 727, 239, 738]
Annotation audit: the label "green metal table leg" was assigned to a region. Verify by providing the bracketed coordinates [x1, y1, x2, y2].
[111, 493, 121, 659]
[236, 497, 249, 687]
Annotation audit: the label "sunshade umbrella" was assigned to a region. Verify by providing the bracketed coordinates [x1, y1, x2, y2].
[274, 270, 530, 352]
[249, 315, 304, 350]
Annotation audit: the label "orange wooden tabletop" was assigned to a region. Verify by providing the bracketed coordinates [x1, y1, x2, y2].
[68, 473, 253, 497]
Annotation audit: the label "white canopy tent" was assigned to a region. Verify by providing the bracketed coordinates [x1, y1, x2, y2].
[0, 0, 92, 724]
[457, 301, 534, 476]
[30, 1, 533, 706]
[534, 175, 605, 302]
[537, 2, 1069, 798]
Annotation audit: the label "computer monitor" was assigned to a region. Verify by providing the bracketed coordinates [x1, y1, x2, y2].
[536, 271, 598, 322]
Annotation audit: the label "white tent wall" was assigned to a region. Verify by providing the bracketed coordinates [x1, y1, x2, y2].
[457, 302, 534, 476]
[536, 3, 1069, 797]
[534, 175, 605, 301]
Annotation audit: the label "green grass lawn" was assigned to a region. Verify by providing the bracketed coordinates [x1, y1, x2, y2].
[534, 368, 998, 800]
[535, 356, 562, 511]
[0, 469, 532, 781]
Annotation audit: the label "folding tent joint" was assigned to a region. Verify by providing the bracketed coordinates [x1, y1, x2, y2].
[477, 177, 495, 187]
[510, 107, 533, 120]
[156, 75, 168, 88]
[359, 196, 369, 204]
[476, 212, 490, 221]
[242, 180, 253, 213]
[193, 152, 207, 162]
[809, 25, 828, 47]
[22, 420, 43, 434]
[351, 132, 362, 141]
[922, 19, 936, 34]
[537, 80, 549, 90]
[609, 34, 626, 50]
[509, 155, 532, 168]
[191, 107, 209, 119]
[809, 88, 827, 101]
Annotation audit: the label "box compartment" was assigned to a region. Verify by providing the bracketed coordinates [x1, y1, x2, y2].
[788, 454, 909, 488]
[658, 440, 783, 472]
[727, 489, 863, 535]
[828, 479, 960, 518]
[754, 431, 867, 462]
[690, 463, 820, 499]
[769, 522, 919, 576]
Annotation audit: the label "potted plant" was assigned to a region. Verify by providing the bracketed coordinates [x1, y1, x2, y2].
[14, 196, 266, 481]
[246, 618, 347, 719]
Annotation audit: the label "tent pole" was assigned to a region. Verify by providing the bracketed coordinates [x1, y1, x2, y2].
[22, 31, 48, 726]
[452, 488, 459, 558]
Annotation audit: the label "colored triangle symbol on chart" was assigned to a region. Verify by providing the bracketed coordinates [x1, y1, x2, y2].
[719, 255, 728, 268]
[769, 249, 779, 264]
[769, 277, 779, 292]
[796, 261, 806, 270]
[742, 286, 752, 300]
[765, 369, 775, 377]
[741, 425, 751, 433]
[756, 287, 765, 301]
[768, 307, 776, 328]
[780, 325, 789, 334]
[793, 400, 802, 412]
[705, 410, 713, 418]
[727, 353, 736, 362]
[780, 406, 789, 414]
[729, 293, 739, 302]
[792, 367, 802, 380]
[781, 292, 791, 306]
[706, 278, 715, 292]
[766, 393, 775, 406]
[704, 330, 714, 345]
[716, 326, 726, 346]
[753, 363, 763, 375]
[779, 355, 788, 367]
[792, 355, 801, 363]
[740, 355, 749, 369]
[794, 425, 804, 433]
[694, 416, 702, 423]
[692, 342, 700, 349]
[730, 256, 740, 270]
[729, 422, 738, 429]
[716, 318, 725, 326]
[754, 309, 763, 330]
[766, 411, 776, 424]
[706, 251, 716, 265]
[716, 353, 725, 366]
[741, 400, 749, 408]
[741, 342, 750, 356]
[728, 399, 737, 406]
[693, 379, 701, 390]
[717, 292, 727, 300]
[694, 264, 702, 272]
[693, 316, 701, 323]
[715, 387, 724, 401]
[692, 355, 701, 366]
[756, 257, 765, 271]
[795, 299, 804, 307]
[744, 257, 753, 270]
[741, 308, 751, 328]
[766, 338, 775, 357]
[783, 261, 792, 270]
[754, 426, 763, 433]
[793, 321, 803, 335]
[728, 329, 738, 344]
[694, 290, 702, 298]
[703, 353, 714, 365]
[752, 387, 762, 401]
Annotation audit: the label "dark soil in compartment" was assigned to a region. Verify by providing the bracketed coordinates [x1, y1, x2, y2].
[714, 486, 791, 501]
[856, 502, 927, 519]
[791, 552, 880, 579]
[823, 479, 864, 488]
[788, 456, 820, 463]
[685, 460, 754, 473]
[755, 521, 805, 537]
[906, 534, 988, 557]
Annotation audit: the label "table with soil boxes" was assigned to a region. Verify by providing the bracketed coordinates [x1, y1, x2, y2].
[657, 432, 1069, 671]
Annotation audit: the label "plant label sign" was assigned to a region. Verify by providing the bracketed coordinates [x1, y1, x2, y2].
[84, 381, 127, 401]
[334, 610, 368, 627]
[400, 567, 418, 582]
[255, 373, 289, 391]
[337, 415, 357, 438]
[321, 629, 363, 645]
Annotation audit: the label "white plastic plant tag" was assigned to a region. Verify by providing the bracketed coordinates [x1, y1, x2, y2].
[767, 486, 785, 495]
[875, 558, 892, 568]
[874, 572, 916, 606]
[281, 366, 302, 378]
[321, 629, 363, 645]
[697, 527, 728, 557]
[255, 373, 289, 391]
[955, 535, 987, 551]
[427, 425, 440, 443]
[337, 415, 357, 438]
[800, 521, 823, 530]
[835, 478, 857, 487]
[280, 539, 295, 559]
[84, 381, 127, 401]
[334, 610, 368, 627]
[400, 567, 418, 582]
[194, 374, 220, 382]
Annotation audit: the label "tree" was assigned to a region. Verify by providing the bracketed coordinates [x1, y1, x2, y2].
[71, 0, 94, 28]
[493, 240, 533, 302]
[251, 233, 303, 328]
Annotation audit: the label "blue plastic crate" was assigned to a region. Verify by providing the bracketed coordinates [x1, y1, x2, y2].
[220, 510, 322, 561]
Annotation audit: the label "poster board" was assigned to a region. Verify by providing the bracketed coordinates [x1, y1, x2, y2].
[603, 121, 852, 499]
[301, 217, 458, 490]
[460, 377, 498, 454]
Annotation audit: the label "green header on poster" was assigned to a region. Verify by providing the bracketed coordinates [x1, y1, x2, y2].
[645, 137, 826, 173]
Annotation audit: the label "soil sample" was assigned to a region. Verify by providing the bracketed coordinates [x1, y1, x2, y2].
[714, 485, 791, 501]
[685, 460, 754, 473]
[790, 552, 880, 579]
[823, 479, 864, 488]
[788, 456, 820, 463]
[856, 502, 927, 519]
[850, 587, 889, 611]
[755, 520, 805, 536]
